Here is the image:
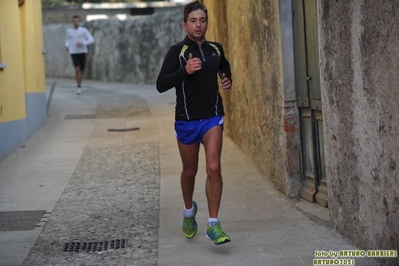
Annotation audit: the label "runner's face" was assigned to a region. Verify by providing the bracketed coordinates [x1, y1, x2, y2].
[183, 9, 207, 44]
[72, 18, 80, 29]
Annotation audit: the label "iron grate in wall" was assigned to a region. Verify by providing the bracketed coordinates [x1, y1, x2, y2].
[107, 127, 140, 132]
[0, 210, 50, 231]
[64, 114, 96, 120]
[61, 239, 128, 252]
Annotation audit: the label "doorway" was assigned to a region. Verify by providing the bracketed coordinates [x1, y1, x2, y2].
[292, 0, 327, 207]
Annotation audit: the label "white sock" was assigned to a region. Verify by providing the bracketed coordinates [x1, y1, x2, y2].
[183, 204, 195, 218]
[208, 218, 220, 227]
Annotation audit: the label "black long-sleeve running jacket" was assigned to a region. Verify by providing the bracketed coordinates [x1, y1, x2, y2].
[156, 36, 232, 121]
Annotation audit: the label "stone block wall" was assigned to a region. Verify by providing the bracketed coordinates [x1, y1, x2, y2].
[42, 4, 183, 24]
[319, 0, 399, 258]
[43, 24, 74, 79]
[43, 9, 185, 84]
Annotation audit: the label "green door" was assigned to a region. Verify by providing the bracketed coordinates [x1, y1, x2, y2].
[292, 0, 327, 207]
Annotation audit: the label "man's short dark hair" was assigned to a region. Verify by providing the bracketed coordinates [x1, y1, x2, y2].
[72, 15, 80, 20]
[183, 1, 208, 23]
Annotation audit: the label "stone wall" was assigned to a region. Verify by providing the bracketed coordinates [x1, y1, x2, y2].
[43, 24, 74, 79]
[42, 4, 183, 24]
[42, 6, 129, 24]
[43, 9, 185, 84]
[319, 0, 399, 256]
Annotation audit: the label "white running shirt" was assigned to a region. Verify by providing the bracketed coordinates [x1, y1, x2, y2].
[65, 26, 95, 54]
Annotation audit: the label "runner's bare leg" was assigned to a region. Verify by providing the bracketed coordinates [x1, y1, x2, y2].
[177, 141, 200, 209]
[202, 125, 223, 218]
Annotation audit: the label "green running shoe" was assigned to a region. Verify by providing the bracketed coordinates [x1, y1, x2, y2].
[206, 223, 231, 245]
[182, 201, 198, 239]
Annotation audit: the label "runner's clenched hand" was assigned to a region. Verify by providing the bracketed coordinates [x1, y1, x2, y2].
[185, 53, 202, 74]
[220, 73, 232, 92]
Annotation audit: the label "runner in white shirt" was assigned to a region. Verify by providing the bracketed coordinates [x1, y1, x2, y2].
[65, 15, 94, 95]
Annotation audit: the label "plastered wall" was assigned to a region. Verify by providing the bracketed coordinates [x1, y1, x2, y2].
[0, 0, 46, 159]
[0, 0, 26, 122]
[203, 0, 289, 194]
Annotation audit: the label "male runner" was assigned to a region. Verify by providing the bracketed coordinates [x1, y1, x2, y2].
[156, 0, 232, 245]
[65, 15, 94, 95]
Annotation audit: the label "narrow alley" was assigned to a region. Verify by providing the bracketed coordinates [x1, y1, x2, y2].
[0, 79, 383, 266]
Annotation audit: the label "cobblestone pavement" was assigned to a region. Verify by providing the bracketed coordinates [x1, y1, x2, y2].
[22, 144, 160, 266]
[22, 84, 160, 265]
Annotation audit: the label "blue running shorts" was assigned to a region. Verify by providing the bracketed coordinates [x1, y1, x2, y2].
[174, 115, 224, 145]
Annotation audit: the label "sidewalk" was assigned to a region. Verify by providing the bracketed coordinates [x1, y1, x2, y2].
[0, 79, 381, 265]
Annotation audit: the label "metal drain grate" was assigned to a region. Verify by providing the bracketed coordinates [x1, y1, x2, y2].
[0, 210, 49, 231]
[107, 127, 140, 132]
[61, 239, 127, 252]
[64, 114, 96, 120]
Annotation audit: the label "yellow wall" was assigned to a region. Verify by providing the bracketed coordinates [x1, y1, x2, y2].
[20, 0, 46, 93]
[202, 0, 288, 193]
[0, 0, 26, 122]
[0, 0, 45, 123]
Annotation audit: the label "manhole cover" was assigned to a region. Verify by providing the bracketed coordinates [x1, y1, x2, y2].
[64, 114, 96, 120]
[0, 210, 48, 231]
[107, 127, 140, 132]
[61, 239, 128, 252]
